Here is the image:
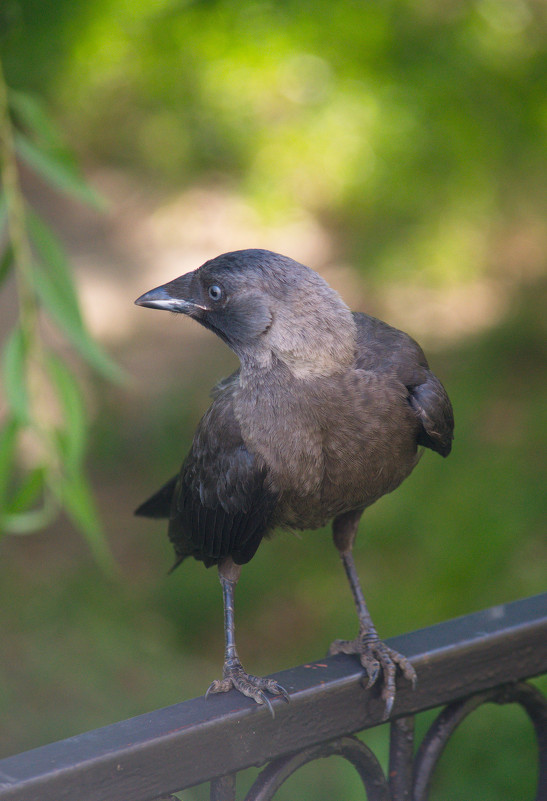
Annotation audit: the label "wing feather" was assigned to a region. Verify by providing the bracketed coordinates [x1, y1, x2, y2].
[353, 312, 454, 457]
[168, 382, 277, 568]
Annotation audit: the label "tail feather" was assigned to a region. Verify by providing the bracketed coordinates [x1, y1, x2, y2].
[167, 553, 187, 574]
[135, 475, 178, 518]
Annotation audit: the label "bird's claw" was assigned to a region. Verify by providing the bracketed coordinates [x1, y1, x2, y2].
[206, 664, 290, 718]
[329, 634, 416, 719]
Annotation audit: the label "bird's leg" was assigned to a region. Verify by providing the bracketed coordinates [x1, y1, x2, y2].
[329, 510, 417, 718]
[206, 556, 289, 716]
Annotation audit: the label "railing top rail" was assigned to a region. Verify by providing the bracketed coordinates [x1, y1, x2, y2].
[1, 593, 546, 801]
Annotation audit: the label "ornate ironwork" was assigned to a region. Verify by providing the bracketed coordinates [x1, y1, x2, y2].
[211, 681, 547, 801]
[245, 736, 389, 801]
[413, 681, 547, 801]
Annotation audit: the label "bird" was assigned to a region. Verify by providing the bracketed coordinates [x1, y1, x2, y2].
[134, 248, 454, 718]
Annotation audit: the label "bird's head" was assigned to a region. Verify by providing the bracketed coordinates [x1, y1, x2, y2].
[135, 249, 356, 377]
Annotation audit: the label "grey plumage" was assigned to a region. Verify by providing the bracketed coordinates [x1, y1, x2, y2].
[135, 249, 454, 716]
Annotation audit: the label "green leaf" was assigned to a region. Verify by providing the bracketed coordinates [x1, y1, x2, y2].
[28, 209, 82, 317]
[2, 494, 58, 535]
[8, 89, 105, 214]
[1, 327, 29, 423]
[0, 425, 53, 537]
[5, 466, 45, 514]
[0, 242, 14, 288]
[53, 470, 115, 573]
[34, 261, 124, 382]
[14, 132, 105, 210]
[0, 416, 19, 511]
[46, 353, 86, 471]
[28, 211, 124, 382]
[0, 192, 7, 232]
[8, 89, 60, 150]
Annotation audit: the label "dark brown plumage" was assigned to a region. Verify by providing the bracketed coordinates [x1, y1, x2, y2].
[135, 249, 454, 717]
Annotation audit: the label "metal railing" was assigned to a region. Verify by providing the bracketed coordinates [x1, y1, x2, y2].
[1, 593, 546, 801]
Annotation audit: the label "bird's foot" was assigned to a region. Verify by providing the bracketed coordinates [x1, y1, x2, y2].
[329, 632, 416, 719]
[206, 661, 290, 718]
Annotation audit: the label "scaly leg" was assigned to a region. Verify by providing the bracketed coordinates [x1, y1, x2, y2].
[206, 556, 289, 717]
[329, 509, 417, 718]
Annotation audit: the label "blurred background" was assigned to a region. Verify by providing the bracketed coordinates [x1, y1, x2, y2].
[0, 1, 546, 798]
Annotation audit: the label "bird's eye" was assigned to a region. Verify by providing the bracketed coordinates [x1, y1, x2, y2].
[208, 285, 222, 301]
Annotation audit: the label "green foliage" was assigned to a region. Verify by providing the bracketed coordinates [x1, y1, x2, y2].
[4, 0, 547, 286]
[10, 89, 105, 209]
[0, 58, 119, 566]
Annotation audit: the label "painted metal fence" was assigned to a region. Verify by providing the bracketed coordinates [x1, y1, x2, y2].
[0, 593, 546, 801]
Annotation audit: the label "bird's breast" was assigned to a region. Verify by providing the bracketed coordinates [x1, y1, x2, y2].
[234, 369, 420, 530]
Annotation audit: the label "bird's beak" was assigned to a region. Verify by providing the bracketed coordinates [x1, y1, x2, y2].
[135, 273, 204, 314]
[134, 285, 195, 312]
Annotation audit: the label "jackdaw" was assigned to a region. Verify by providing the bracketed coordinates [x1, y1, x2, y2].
[135, 248, 454, 717]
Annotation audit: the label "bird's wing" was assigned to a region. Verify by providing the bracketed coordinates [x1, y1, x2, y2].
[407, 374, 454, 456]
[353, 312, 454, 457]
[168, 387, 278, 569]
[135, 370, 242, 520]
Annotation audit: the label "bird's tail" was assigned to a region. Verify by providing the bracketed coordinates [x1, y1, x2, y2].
[167, 554, 187, 575]
[135, 475, 178, 518]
